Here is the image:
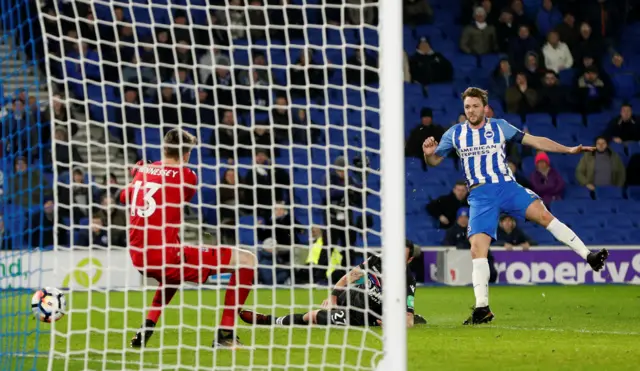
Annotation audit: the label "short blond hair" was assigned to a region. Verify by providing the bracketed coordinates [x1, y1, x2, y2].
[461, 87, 489, 106]
[163, 128, 197, 159]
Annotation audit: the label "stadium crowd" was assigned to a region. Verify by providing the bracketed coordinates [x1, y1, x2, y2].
[1, 0, 640, 285]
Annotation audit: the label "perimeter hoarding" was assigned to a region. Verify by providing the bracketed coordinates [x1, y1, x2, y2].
[423, 247, 640, 285]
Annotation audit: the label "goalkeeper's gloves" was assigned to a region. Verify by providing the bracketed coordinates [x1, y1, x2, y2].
[130, 160, 151, 178]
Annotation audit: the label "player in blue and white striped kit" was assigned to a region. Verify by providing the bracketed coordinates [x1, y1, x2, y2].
[422, 87, 609, 325]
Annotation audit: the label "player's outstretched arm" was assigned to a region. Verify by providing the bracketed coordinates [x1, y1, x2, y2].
[422, 137, 444, 166]
[321, 267, 365, 308]
[522, 134, 596, 155]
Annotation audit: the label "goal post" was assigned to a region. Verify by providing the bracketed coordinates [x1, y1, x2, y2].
[31, 0, 407, 369]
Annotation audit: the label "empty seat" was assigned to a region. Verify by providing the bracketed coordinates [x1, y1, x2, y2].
[595, 186, 624, 200]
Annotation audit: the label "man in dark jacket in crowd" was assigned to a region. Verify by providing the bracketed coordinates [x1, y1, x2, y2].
[409, 37, 453, 85]
[426, 180, 469, 229]
[496, 215, 535, 250]
[256, 202, 303, 285]
[405, 108, 445, 158]
[605, 103, 640, 143]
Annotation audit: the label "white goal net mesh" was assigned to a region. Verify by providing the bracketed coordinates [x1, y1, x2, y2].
[38, 0, 398, 369]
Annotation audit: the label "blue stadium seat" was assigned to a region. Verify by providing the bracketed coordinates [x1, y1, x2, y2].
[595, 186, 624, 200]
[564, 186, 593, 200]
[607, 218, 636, 229]
[525, 113, 553, 126]
[627, 186, 640, 201]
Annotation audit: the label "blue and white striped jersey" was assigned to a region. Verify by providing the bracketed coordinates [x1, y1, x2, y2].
[435, 118, 525, 187]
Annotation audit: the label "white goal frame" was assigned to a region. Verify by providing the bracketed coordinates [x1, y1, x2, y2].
[37, 0, 407, 368]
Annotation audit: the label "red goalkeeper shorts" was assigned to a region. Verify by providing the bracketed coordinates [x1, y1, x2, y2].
[131, 245, 234, 284]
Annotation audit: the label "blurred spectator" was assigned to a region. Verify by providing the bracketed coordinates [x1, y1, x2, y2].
[171, 10, 192, 44]
[539, 70, 572, 114]
[575, 136, 625, 190]
[293, 109, 320, 144]
[28, 199, 67, 248]
[506, 158, 532, 188]
[8, 156, 52, 209]
[269, 0, 304, 41]
[123, 50, 158, 98]
[0, 216, 11, 250]
[426, 180, 469, 229]
[523, 52, 546, 89]
[42, 94, 74, 136]
[584, 0, 621, 43]
[272, 95, 295, 143]
[510, 0, 532, 30]
[604, 53, 640, 100]
[605, 103, 640, 143]
[626, 154, 640, 186]
[95, 193, 127, 247]
[403, 0, 434, 25]
[542, 30, 573, 73]
[491, 58, 514, 101]
[290, 49, 326, 100]
[459, 7, 498, 55]
[575, 66, 612, 113]
[443, 207, 470, 249]
[496, 9, 517, 53]
[404, 51, 411, 82]
[213, 110, 251, 161]
[242, 149, 291, 220]
[238, 51, 272, 86]
[219, 168, 246, 225]
[102, 173, 122, 200]
[247, 0, 267, 40]
[198, 46, 231, 86]
[48, 126, 84, 175]
[509, 25, 538, 70]
[212, 63, 235, 108]
[536, 0, 562, 38]
[155, 30, 176, 80]
[409, 37, 453, 85]
[216, 0, 247, 40]
[554, 12, 579, 49]
[346, 0, 377, 25]
[58, 167, 93, 224]
[175, 40, 194, 68]
[323, 156, 361, 252]
[78, 215, 109, 248]
[346, 49, 379, 86]
[156, 85, 179, 126]
[405, 108, 445, 158]
[257, 203, 303, 285]
[253, 124, 274, 153]
[496, 214, 534, 250]
[530, 152, 564, 205]
[295, 225, 344, 284]
[169, 68, 196, 104]
[505, 72, 538, 114]
[205, 10, 230, 45]
[573, 22, 605, 64]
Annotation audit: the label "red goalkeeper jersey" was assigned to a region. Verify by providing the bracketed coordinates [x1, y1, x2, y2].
[120, 161, 197, 266]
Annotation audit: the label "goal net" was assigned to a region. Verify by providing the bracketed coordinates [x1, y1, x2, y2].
[3, 0, 405, 369]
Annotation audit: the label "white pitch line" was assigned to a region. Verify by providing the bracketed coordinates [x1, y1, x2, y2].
[12, 353, 159, 369]
[436, 324, 640, 336]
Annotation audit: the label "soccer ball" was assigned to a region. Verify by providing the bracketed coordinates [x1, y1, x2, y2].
[31, 287, 66, 323]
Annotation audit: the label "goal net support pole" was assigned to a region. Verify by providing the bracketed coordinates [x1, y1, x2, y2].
[379, 0, 407, 368]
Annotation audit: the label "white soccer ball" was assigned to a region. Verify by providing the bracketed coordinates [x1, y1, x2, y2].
[31, 287, 66, 323]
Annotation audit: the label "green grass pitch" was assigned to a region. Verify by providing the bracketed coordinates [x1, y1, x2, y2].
[2, 285, 640, 370]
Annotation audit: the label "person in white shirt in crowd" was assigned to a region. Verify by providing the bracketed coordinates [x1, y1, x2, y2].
[542, 30, 573, 73]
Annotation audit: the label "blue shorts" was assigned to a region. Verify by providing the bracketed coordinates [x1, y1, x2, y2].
[468, 181, 540, 240]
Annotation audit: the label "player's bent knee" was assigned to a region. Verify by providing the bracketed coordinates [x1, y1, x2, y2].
[469, 234, 491, 259]
[314, 310, 328, 325]
[526, 200, 554, 227]
[238, 249, 258, 268]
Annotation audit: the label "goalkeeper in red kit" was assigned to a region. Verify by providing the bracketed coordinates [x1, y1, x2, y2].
[121, 128, 257, 348]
